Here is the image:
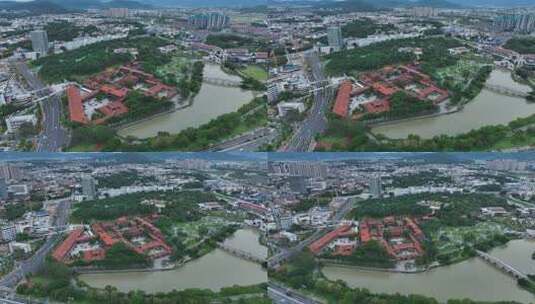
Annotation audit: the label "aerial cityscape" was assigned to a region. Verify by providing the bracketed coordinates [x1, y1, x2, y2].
[1, 0, 535, 303]
[0, 0, 531, 151]
[0, 152, 532, 303]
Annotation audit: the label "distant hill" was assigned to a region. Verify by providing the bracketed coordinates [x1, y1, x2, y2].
[46, 0, 102, 9]
[0, 0, 68, 13]
[50, 0, 152, 9]
[101, 0, 153, 9]
[447, 0, 534, 7]
[310, 0, 461, 10]
[410, 0, 461, 8]
[0, 0, 151, 12]
[144, 0, 266, 7]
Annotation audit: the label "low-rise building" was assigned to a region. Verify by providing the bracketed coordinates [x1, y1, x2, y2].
[5, 114, 37, 133]
[277, 102, 305, 117]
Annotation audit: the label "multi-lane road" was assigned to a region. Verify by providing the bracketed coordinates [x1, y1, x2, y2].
[0, 200, 71, 289]
[13, 61, 68, 152]
[205, 127, 278, 152]
[268, 282, 322, 304]
[282, 51, 333, 152]
[267, 197, 355, 269]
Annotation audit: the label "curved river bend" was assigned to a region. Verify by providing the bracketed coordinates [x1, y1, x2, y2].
[118, 64, 254, 139]
[79, 229, 267, 293]
[371, 70, 534, 139]
[323, 239, 535, 303]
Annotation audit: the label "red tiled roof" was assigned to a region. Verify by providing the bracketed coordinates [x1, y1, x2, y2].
[92, 223, 119, 247]
[67, 86, 88, 124]
[359, 221, 371, 243]
[417, 85, 449, 103]
[238, 200, 269, 214]
[53, 228, 83, 262]
[405, 218, 424, 240]
[98, 101, 128, 117]
[100, 85, 129, 99]
[309, 225, 352, 255]
[333, 244, 354, 256]
[333, 81, 353, 117]
[146, 83, 170, 96]
[364, 99, 390, 113]
[372, 83, 398, 96]
[120, 66, 154, 79]
[83, 249, 106, 262]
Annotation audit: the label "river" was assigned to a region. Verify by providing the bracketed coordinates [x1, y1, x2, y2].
[371, 70, 534, 139]
[78, 229, 267, 293]
[322, 239, 535, 303]
[117, 64, 254, 139]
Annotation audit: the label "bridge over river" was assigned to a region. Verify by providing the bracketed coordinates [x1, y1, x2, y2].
[476, 250, 527, 280]
[203, 77, 242, 88]
[484, 84, 529, 98]
[217, 243, 266, 265]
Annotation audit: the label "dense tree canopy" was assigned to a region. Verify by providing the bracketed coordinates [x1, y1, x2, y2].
[504, 37, 535, 54]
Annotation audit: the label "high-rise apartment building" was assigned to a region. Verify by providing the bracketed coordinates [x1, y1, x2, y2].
[269, 162, 328, 178]
[369, 176, 382, 198]
[0, 164, 22, 182]
[30, 30, 49, 56]
[0, 178, 7, 201]
[82, 175, 97, 200]
[327, 26, 344, 51]
[493, 14, 535, 34]
[105, 8, 130, 18]
[188, 12, 230, 30]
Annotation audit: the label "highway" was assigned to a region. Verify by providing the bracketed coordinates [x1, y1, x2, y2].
[268, 282, 322, 304]
[13, 62, 68, 152]
[0, 200, 71, 289]
[267, 197, 355, 269]
[205, 127, 277, 152]
[282, 51, 334, 152]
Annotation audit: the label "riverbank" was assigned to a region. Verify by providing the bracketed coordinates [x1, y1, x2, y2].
[318, 259, 428, 274]
[18, 257, 270, 304]
[321, 239, 535, 303]
[365, 104, 459, 129]
[78, 229, 268, 293]
[117, 64, 255, 139]
[371, 70, 535, 139]
[112, 99, 192, 132]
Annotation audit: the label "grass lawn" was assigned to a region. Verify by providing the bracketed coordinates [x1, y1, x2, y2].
[316, 136, 349, 150]
[66, 143, 100, 152]
[171, 217, 233, 248]
[435, 58, 489, 89]
[156, 55, 192, 83]
[432, 222, 505, 254]
[30, 276, 53, 286]
[240, 65, 268, 82]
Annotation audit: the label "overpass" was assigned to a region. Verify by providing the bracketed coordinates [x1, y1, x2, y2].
[203, 77, 242, 87]
[484, 84, 529, 98]
[476, 250, 527, 280]
[217, 243, 266, 265]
